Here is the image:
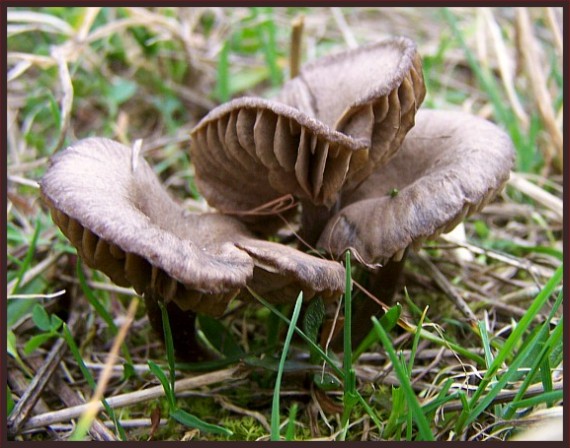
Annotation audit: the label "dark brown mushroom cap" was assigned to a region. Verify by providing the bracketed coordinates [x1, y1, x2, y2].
[190, 37, 425, 230]
[40, 138, 345, 316]
[317, 109, 516, 266]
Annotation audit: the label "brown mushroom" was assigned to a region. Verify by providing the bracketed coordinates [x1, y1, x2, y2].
[190, 37, 425, 242]
[317, 109, 515, 345]
[40, 137, 345, 358]
[190, 97, 367, 234]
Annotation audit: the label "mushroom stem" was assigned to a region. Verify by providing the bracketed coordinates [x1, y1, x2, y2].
[299, 200, 337, 249]
[143, 292, 212, 362]
[331, 252, 408, 351]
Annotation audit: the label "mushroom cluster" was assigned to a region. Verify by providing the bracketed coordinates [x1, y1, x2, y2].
[40, 37, 515, 357]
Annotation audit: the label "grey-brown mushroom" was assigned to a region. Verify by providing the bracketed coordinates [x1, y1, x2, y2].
[190, 37, 425, 242]
[318, 109, 515, 265]
[317, 109, 515, 344]
[40, 137, 345, 358]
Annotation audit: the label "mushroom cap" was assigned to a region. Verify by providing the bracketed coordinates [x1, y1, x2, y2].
[40, 138, 345, 316]
[317, 109, 516, 266]
[277, 36, 426, 188]
[190, 37, 425, 230]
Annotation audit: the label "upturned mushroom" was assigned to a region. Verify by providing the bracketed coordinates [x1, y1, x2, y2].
[40, 138, 345, 359]
[190, 37, 425, 242]
[317, 109, 515, 344]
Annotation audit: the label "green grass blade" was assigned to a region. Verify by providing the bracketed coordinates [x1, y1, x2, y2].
[256, 10, 282, 86]
[148, 360, 176, 411]
[11, 218, 41, 294]
[215, 41, 230, 102]
[356, 393, 385, 432]
[507, 390, 563, 410]
[343, 251, 353, 371]
[252, 283, 424, 439]
[7, 330, 34, 377]
[479, 321, 494, 372]
[372, 317, 434, 441]
[340, 251, 359, 437]
[158, 300, 177, 396]
[170, 408, 233, 436]
[249, 287, 344, 380]
[408, 306, 427, 374]
[539, 356, 554, 395]
[61, 323, 96, 387]
[284, 403, 298, 441]
[405, 307, 427, 440]
[7, 386, 15, 415]
[384, 386, 405, 439]
[502, 318, 563, 419]
[465, 317, 563, 427]
[198, 314, 244, 358]
[76, 262, 117, 332]
[468, 264, 563, 407]
[352, 303, 401, 362]
[271, 293, 303, 441]
[478, 319, 502, 417]
[422, 378, 456, 420]
[414, 327, 485, 365]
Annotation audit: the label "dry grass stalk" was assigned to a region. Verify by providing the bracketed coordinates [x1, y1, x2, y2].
[7, 309, 84, 437]
[414, 253, 478, 324]
[216, 396, 272, 432]
[482, 8, 529, 128]
[507, 172, 563, 221]
[21, 365, 247, 431]
[7, 253, 63, 296]
[515, 8, 563, 172]
[58, 274, 139, 296]
[544, 8, 562, 60]
[8, 290, 66, 300]
[72, 297, 139, 440]
[331, 7, 357, 49]
[7, 10, 74, 35]
[289, 15, 305, 78]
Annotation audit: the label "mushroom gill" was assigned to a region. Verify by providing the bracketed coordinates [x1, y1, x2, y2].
[276, 36, 426, 189]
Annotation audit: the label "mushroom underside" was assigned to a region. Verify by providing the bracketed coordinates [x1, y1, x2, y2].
[190, 37, 426, 233]
[40, 138, 345, 317]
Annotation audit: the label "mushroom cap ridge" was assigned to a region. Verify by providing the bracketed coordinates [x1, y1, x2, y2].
[317, 109, 516, 266]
